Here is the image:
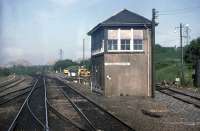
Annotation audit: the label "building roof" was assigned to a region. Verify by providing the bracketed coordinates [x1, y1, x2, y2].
[88, 9, 152, 35]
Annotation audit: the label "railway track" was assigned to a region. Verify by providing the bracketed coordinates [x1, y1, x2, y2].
[0, 77, 25, 93]
[8, 76, 84, 131]
[50, 77, 134, 131]
[46, 77, 89, 131]
[47, 100, 85, 131]
[0, 85, 32, 105]
[0, 76, 34, 105]
[5, 75, 134, 130]
[8, 76, 49, 131]
[157, 87, 200, 108]
[0, 75, 16, 86]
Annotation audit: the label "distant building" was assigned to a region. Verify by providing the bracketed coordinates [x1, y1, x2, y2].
[88, 9, 152, 96]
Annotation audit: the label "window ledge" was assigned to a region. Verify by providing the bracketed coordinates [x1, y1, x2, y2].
[107, 50, 144, 53]
[92, 49, 104, 56]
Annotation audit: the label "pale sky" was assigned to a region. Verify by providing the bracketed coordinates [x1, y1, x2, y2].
[0, 0, 200, 65]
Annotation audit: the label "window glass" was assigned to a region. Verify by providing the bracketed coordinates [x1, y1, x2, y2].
[108, 30, 118, 39]
[120, 30, 131, 39]
[107, 39, 117, 50]
[134, 39, 143, 50]
[121, 39, 130, 50]
[133, 30, 143, 39]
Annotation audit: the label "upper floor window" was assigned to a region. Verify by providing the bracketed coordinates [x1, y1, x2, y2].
[121, 39, 130, 50]
[107, 39, 117, 50]
[108, 30, 118, 39]
[134, 39, 143, 50]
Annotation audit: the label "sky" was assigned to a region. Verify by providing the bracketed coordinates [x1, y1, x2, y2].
[0, 0, 200, 65]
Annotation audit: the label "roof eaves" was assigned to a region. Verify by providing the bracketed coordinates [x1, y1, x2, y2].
[88, 23, 152, 35]
[87, 23, 102, 35]
[101, 22, 152, 26]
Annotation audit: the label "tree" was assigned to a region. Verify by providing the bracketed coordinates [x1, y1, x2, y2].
[53, 59, 78, 71]
[184, 37, 200, 65]
[0, 68, 10, 76]
[79, 58, 91, 70]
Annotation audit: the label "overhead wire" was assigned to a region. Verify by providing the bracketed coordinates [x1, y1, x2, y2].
[159, 6, 200, 13]
[158, 6, 200, 15]
[154, 6, 198, 47]
[157, 39, 178, 44]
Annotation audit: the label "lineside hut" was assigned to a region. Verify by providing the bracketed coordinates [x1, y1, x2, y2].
[88, 9, 152, 97]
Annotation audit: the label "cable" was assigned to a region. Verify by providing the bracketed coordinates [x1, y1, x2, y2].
[159, 11, 196, 15]
[159, 6, 200, 13]
[159, 11, 197, 15]
[157, 39, 178, 44]
[156, 30, 178, 37]
[158, 6, 200, 15]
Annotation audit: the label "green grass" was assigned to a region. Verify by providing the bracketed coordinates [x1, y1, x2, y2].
[155, 44, 194, 86]
[156, 64, 178, 82]
[155, 61, 193, 86]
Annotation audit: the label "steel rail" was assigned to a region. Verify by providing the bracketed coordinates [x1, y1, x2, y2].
[59, 87, 96, 131]
[0, 90, 30, 105]
[0, 79, 25, 92]
[26, 79, 47, 129]
[47, 100, 86, 131]
[156, 84, 200, 100]
[156, 85, 200, 100]
[57, 77, 134, 131]
[43, 78, 49, 131]
[0, 77, 19, 88]
[0, 74, 15, 85]
[0, 86, 31, 98]
[157, 89, 200, 108]
[8, 79, 39, 131]
[45, 76, 86, 131]
[50, 76, 134, 131]
[26, 100, 46, 128]
[163, 88, 200, 101]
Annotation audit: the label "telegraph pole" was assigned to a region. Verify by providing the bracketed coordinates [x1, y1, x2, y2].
[59, 49, 63, 60]
[83, 39, 85, 62]
[59, 49, 63, 73]
[185, 25, 191, 45]
[151, 8, 156, 98]
[186, 26, 189, 45]
[83, 39, 85, 66]
[180, 23, 185, 85]
[180, 23, 183, 65]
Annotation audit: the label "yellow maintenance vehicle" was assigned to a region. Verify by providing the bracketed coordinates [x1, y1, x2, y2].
[78, 68, 90, 77]
[63, 68, 70, 76]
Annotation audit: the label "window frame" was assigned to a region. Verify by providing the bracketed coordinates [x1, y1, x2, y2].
[133, 39, 144, 51]
[120, 39, 131, 51]
[107, 39, 118, 51]
[106, 29, 145, 53]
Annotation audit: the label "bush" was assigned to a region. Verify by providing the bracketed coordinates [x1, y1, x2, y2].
[54, 59, 79, 71]
[0, 68, 10, 76]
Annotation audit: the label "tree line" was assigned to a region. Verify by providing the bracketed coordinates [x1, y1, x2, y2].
[53, 59, 91, 71]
